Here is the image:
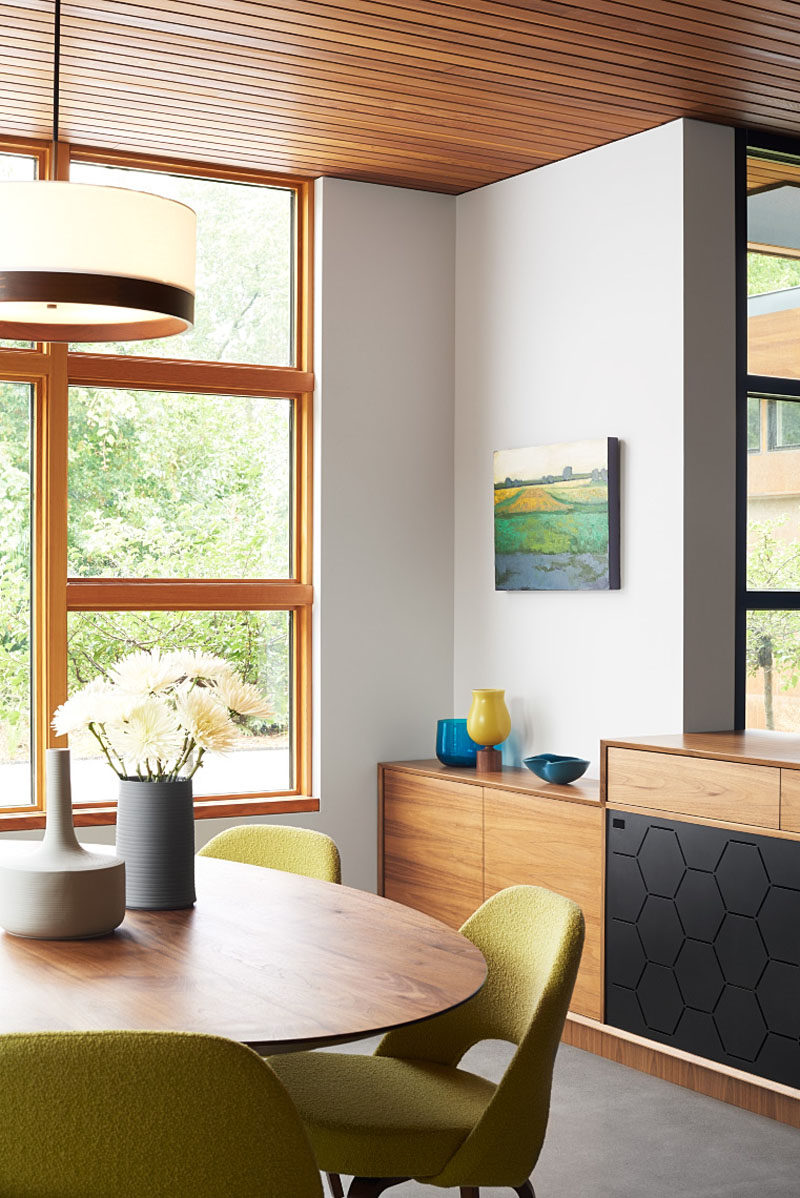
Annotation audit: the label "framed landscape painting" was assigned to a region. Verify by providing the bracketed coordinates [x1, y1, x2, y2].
[493, 437, 620, 591]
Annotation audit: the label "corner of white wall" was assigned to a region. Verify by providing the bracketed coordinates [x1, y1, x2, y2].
[453, 119, 736, 773]
[312, 177, 456, 890]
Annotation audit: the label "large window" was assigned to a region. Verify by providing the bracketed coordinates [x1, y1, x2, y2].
[741, 136, 800, 732]
[0, 140, 313, 824]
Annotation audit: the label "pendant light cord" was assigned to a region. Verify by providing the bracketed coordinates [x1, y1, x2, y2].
[52, 0, 61, 176]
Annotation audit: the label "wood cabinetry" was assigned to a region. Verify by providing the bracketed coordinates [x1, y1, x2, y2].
[381, 768, 483, 929]
[606, 747, 780, 828]
[484, 789, 603, 1019]
[378, 762, 603, 1019]
[781, 769, 800, 833]
[381, 739, 800, 1128]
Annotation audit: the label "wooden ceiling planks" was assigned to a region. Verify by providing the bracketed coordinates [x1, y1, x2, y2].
[2, 1, 800, 192]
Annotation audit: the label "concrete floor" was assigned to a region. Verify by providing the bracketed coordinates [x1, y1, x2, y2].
[322, 1038, 800, 1197]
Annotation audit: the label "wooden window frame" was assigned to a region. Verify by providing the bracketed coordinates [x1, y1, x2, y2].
[0, 139, 316, 829]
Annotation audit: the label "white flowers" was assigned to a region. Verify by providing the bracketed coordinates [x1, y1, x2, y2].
[176, 688, 240, 754]
[108, 700, 184, 770]
[214, 672, 273, 719]
[51, 649, 272, 781]
[110, 649, 186, 695]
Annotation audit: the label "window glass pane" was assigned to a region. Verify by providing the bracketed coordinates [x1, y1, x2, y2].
[68, 388, 291, 578]
[0, 381, 33, 805]
[748, 396, 761, 452]
[767, 398, 800, 449]
[746, 612, 800, 731]
[68, 162, 294, 365]
[0, 153, 37, 350]
[747, 395, 800, 590]
[66, 610, 291, 797]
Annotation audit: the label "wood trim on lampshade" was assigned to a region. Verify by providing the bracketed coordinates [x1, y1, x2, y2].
[0, 270, 194, 340]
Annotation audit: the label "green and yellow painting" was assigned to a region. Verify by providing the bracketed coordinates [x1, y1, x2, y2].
[494, 438, 620, 591]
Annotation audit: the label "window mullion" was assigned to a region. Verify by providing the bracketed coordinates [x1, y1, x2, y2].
[35, 344, 69, 809]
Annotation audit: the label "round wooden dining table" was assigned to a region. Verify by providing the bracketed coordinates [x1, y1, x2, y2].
[0, 850, 486, 1053]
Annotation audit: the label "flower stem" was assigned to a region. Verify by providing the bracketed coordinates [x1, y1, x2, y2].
[187, 747, 205, 778]
[87, 722, 124, 779]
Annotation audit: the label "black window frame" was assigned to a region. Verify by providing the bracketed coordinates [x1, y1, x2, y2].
[736, 127, 800, 727]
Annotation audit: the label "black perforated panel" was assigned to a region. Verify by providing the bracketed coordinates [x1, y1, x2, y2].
[605, 811, 800, 1088]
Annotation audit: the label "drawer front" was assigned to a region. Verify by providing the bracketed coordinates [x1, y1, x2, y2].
[606, 748, 779, 828]
[382, 769, 483, 929]
[606, 809, 800, 1090]
[484, 789, 604, 1020]
[781, 769, 800, 833]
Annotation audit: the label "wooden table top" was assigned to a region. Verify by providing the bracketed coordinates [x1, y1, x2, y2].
[0, 851, 486, 1053]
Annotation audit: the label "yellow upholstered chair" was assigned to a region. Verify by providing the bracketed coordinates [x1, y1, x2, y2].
[198, 823, 341, 884]
[270, 885, 584, 1198]
[0, 1030, 323, 1197]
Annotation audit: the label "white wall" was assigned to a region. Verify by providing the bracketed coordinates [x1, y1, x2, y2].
[199, 181, 457, 890]
[453, 119, 736, 773]
[304, 178, 456, 889]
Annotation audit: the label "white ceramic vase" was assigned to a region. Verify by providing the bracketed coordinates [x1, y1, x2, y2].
[0, 747, 125, 939]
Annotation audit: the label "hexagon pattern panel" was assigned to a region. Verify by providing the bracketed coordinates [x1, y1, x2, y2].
[606, 811, 800, 1089]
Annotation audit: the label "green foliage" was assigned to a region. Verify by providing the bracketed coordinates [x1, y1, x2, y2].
[68, 388, 290, 579]
[746, 520, 800, 728]
[748, 251, 800, 297]
[0, 383, 32, 762]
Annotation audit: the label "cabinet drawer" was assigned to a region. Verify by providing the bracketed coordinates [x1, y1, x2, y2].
[484, 789, 604, 1020]
[382, 769, 483, 929]
[781, 769, 800, 833]
[606, 748, 779, 828]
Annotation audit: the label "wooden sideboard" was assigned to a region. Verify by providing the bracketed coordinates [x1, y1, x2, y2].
[378, 760, 603, 1020]
[379, 733, 800, 1129]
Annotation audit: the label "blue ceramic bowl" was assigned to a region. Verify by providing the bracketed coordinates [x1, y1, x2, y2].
[523, 753, 590, 785]
[436, 719, 480, 768]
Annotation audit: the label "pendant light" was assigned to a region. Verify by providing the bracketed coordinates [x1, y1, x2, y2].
[0, 0, 196, 342]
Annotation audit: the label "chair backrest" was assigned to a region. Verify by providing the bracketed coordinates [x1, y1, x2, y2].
[0, 1031, 323, 1198]
[198, 823, 341, 884]
[375, 884, 584, 1187]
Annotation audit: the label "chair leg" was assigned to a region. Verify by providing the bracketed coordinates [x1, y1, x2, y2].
[513, 1183, 536, 1197]
[347, 1179, 410, 1197]
[326, 1175, 345, 1198]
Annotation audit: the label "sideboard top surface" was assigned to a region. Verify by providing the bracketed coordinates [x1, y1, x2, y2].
[380, 760, 601, 806]
[603, 730, 800, 770]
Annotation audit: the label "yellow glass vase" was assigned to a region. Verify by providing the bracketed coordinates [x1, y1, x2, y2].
[467, 689, 511, 773]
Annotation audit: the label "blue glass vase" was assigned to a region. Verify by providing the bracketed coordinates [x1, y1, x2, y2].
[436, 719, 480, 768]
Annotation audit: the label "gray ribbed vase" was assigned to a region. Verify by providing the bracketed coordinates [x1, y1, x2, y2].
[0, 747, 125, 938]
[115, 778, 196, 910]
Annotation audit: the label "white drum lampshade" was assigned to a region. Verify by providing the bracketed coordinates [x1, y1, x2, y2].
[0, 181, 196, 341]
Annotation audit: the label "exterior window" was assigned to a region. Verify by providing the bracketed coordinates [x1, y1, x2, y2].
[741, 139, 800, 732]
[0, 381, 33, 806]
[0, 151, 37, 351]
[0, 141, 312, 822]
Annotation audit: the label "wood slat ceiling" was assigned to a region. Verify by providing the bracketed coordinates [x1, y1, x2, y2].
[3, 0, 800, 194]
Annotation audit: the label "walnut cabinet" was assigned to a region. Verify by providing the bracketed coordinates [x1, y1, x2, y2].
[378, 761, 604, 1020]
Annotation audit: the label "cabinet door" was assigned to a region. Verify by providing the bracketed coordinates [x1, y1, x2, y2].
[606, 809, 800, 1091]
[382, 769, 483, 929]
[484, 789, 604, 1020]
